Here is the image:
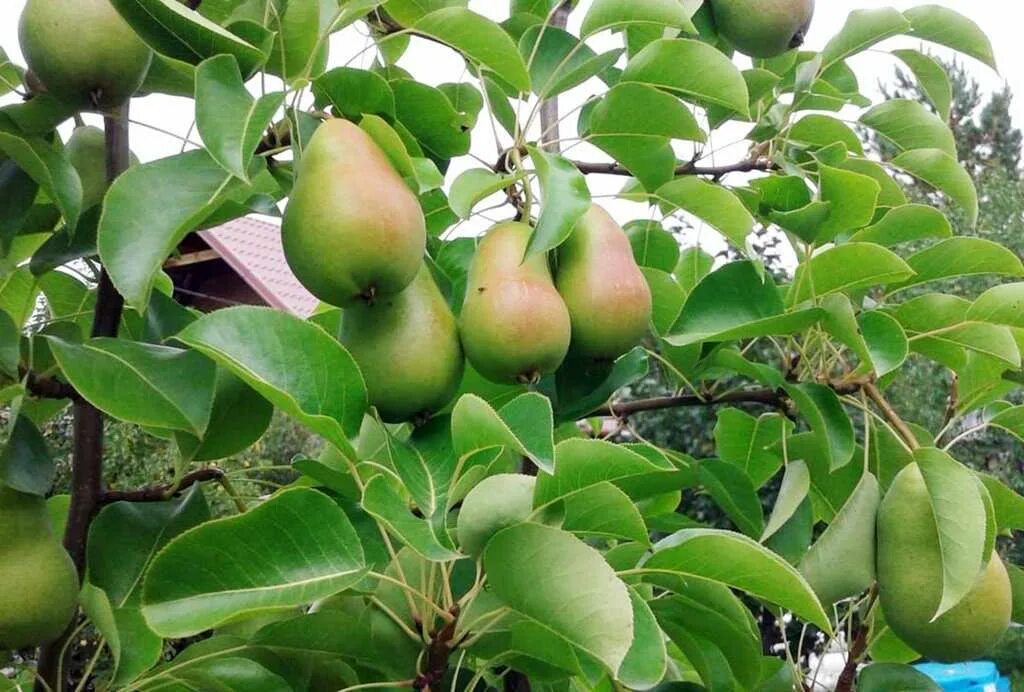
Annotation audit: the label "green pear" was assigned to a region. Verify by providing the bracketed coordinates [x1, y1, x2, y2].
[19, 0, 152, 110]
[709, 0, 815, 58]
[457, 474, 536, 557]
[64, 126, 139, 210]
[877, 463, 1011, 662]
[340, 263, 464, 423]
[282, 120, 426, 308]
[556, 204, 652, 360]
[460, 221, 571, 384]
[0, 487, 79, 649]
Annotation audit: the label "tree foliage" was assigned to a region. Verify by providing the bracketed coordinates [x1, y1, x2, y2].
[0, 2, 1022, 692]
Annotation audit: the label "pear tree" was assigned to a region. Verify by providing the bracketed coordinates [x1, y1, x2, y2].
[0, 1, 1021, 691]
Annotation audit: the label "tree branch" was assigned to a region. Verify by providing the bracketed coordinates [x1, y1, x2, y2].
[99, 467, 225, 504]
[572, 157, 776, 179]
[595, 388, 786, 418]
[21, 368, 79, 402]
[863, 382, 920, 450]
[36, 105, 130, 692]
[595, 376, 873, 419]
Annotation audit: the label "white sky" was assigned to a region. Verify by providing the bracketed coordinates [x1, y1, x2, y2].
[0, 1, 1018, 247]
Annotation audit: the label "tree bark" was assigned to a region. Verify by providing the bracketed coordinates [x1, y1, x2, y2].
[538, 1, 572, 153]
[35, 105, 129, 692]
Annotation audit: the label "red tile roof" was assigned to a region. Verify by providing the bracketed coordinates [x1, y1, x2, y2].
[198, 215, 320, 317]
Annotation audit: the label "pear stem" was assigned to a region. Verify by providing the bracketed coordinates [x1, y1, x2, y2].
[35, 103, 131, 692]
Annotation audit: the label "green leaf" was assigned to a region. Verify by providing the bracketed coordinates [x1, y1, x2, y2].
[893, 294, 1021, 369]
[892, 50, 952, 121]
[313, 68, 395, 119]
[109, 0, 270, 74]
[618, 588, 668, 690]
[891, 148, 978, 227]
[562, 481, 650, 544]
[520, 26, 623, 99]
[977, 472, 1024, 531]
[788, 243, 914, 305]
[176, 369, 273, 462]
[888, 237, 1024, 294]
[621, 39, 750, 116]
[715, 409, 790, 489]
[524, 145, 591, 257]
[904, 5, 997, 70]
[0, 123, 82, 237]
[654, 178, 753, 248]
[534, 438, 682, 506]
[668, 261, 822, 346]
[799, 473, 880, 606]
[142, 488, 365, 637]
[762, 461, 810, 542]
[651, 585, 762, 691]
[86, 488, 209, 684]
[820, 8, 911, 69]
[674, 246, 714, 298]
[859, 663, 942, 692]
[452, 392, 554, 472]
[769, 201, 832, 243]
[788, 114, 864, 155]
[968, 283, 1024, 328]
[850, 204, 952, 246]
[48, 337, 215, 435]
[0, 415, 53, 496]
[361, 475, 459, 561]
[98, 150, 244, 310]
[860, 99, 956, 156]
[176, 306, 367, 456]
[581, 0, 697, 37]
[815, 164, 881, 241]
[449, 168, 519, 219]
[384, 0, 465, 24]
[551, 347, 650, 421]
[642, 268, 685, 336]
[195, 55, 283, 181]
[859, 310, 909, 377]
[784, 383, 856, 471]
[914, 448, 990, 617]
[988, 406, 1024, 446]
[414, 8, 530, 92]
[588, 83, 704, 191]
[0, 266, 39, 328]
[484, 523, 634, 674]
[265, 0, 323, 83]
[392, 80, 471, 160]
[697, 460, 763, 538]
[625, 220, 680, 273]
[642, 528, 832, 632]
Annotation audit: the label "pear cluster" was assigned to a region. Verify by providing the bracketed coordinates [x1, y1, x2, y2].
[0, 487, 79, 650]
[19, 0, 152, 111]
[877, 463, 1012, 662]
[283, 122, 652, 422]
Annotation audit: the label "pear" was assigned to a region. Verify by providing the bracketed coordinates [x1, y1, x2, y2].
[709, 0, 815, 58]
[460, 222, 571, 384]
[0, 487, 79, 649]
[340, 263, 464, 423]
[877, 463, 1011, 662]
[64, 126, 139, 210]
[282, 119, 426, 308]
[556, 204, 652, 360]
[457, 474, 536, 557]
[19, 0, 152, 110]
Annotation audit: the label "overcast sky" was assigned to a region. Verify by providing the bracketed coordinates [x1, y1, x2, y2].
[0, 1, 1017, 245]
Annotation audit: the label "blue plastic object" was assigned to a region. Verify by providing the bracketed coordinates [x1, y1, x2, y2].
[914, 661, 1009, 691]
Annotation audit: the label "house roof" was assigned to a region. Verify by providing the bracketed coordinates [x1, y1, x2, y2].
[197, 216, 320, 317]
